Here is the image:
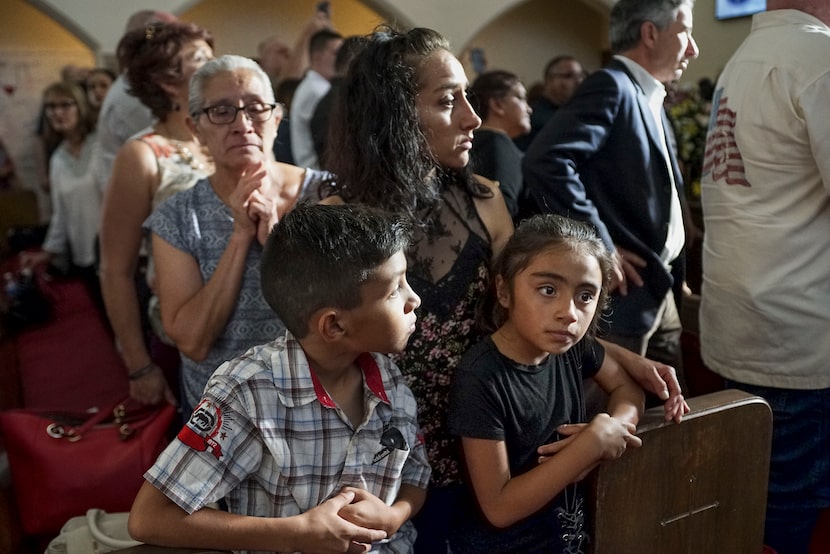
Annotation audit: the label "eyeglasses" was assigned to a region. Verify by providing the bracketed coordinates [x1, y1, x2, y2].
[44, 101, 76, 111]
[197, 102, 280, 125]
[551, 71, 588, 81]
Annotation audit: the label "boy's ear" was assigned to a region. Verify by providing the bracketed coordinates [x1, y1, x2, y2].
[494, 274, 511, 309]
[316, 309, 346, 342]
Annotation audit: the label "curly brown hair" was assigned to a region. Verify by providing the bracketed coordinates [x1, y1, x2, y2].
[117, 21, 213, 121]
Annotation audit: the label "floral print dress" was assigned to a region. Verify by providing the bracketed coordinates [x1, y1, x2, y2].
[393, 183, 492, 487]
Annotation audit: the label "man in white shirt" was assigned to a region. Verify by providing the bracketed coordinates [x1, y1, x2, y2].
[93, 10, 177, 193]
[289, 29, 342, 169]
[257, 10, 332, 92]
[700, 2, 830, 551]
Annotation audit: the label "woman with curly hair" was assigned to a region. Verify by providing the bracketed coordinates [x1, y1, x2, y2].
[99, 20, 214, 408]
[321, 26, 514, 550]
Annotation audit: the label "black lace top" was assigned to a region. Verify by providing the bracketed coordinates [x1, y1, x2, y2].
[391, 184, 493, 487]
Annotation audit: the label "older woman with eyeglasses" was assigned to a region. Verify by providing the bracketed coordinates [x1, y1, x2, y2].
[145, 54, 329, 414]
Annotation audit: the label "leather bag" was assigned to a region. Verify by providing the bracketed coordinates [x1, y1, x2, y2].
[0, 398, 176, 536]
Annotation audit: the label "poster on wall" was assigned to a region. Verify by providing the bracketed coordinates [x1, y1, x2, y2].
[0, 49, 94, 219]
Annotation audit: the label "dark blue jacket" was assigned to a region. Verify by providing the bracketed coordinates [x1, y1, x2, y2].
[523, 59, 685, 335]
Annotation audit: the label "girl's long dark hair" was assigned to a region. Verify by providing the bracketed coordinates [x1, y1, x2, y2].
[321, 26, 490, 223]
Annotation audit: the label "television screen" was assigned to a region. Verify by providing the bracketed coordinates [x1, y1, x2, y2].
[716, 0, 766, 20]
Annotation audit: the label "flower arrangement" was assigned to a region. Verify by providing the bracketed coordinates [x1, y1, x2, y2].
[666, 82, 712, 200]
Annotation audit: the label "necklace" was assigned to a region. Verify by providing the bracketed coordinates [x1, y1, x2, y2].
[154, 120, 208, 173]
[170, 139, 206, 172]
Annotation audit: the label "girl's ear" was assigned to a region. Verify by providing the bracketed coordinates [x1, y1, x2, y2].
[494, 274, 511, 309]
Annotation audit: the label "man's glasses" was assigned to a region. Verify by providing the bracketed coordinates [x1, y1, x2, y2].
[197, 102, 280, 125]
[551, 71, 588, 81]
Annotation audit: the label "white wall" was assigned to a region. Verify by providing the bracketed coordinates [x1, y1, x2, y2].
[463, 0, 608, 86]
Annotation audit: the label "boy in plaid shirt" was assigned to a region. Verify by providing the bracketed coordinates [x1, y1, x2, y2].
[129, 203, 431, 553]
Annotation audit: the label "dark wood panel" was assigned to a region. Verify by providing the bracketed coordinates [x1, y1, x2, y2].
[589, 389, 772, 554]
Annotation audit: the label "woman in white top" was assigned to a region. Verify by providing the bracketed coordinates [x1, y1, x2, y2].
[27, 81, 99, 287]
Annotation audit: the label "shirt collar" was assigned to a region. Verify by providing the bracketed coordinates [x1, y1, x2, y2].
[276, 332, 392, 408]
[308, 352, 391, 408]
[614, 54, 666, 104]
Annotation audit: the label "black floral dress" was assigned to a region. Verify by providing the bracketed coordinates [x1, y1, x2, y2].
[392, 184, 492, 487]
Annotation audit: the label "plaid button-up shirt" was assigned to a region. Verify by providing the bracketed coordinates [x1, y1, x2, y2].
[146, 331, 431, 553]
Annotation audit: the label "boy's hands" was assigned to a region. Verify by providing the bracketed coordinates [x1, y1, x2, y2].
[295, 490, 387, 554]
[338, 487, 398, 537]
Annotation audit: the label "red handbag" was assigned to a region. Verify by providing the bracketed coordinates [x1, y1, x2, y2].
[0, 397, 176, 536]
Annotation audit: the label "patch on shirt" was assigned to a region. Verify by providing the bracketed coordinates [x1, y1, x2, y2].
[177, 399, 226, 459]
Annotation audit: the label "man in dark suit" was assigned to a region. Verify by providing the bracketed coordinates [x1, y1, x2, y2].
[523, 0, 699, 379]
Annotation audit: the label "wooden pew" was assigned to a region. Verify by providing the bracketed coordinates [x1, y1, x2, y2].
[588, 389, 773, 554]
[111, 390, 774, 554]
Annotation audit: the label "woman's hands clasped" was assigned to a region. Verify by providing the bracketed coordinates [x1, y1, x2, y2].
[229, 162, 279, 246]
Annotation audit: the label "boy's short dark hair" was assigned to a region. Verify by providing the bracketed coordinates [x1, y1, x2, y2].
[261, 202, 413, 338]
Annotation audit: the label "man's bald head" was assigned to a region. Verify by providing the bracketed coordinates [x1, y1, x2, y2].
[124, 10, 177, 33]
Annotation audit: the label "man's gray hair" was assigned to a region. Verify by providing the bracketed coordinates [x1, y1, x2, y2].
[609, 0, 694, 53]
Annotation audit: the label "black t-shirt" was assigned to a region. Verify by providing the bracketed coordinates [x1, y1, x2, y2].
[448, 335, 604, 553]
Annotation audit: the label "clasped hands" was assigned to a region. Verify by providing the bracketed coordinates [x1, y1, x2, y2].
[297, 487, 395, 554]
[229, 162, 279, 246]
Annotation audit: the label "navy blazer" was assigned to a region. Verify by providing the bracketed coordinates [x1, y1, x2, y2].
[522, 59, 685, 335]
